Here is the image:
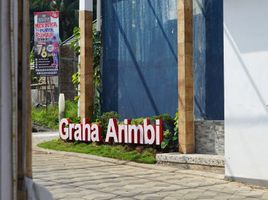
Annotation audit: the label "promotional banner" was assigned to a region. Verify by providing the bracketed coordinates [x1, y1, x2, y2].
[34, 11, 60, 76]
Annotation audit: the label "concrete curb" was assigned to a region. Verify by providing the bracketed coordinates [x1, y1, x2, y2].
[156, 153, 225, 167]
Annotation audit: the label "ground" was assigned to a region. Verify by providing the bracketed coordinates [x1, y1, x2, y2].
[33, 133, 268, 200]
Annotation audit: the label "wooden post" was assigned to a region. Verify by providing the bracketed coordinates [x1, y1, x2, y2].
[24, 0, 32, 180]
[17, 0, 31, 199]
[79, 0, 94, 119]
[178, 0, 195, 154]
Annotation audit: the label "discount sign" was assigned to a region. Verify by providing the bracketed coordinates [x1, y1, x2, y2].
[34, 11, 60, 76]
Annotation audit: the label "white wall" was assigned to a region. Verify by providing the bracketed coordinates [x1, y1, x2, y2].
[225, 0, 268, 183]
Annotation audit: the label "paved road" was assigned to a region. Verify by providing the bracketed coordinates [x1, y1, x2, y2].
[33, 134, 268, 200]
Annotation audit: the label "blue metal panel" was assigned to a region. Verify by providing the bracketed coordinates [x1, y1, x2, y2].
[193, 0, 207, 119]
[193, 0, 224, 120]
[102, 0, 224, 120]
[102, 0, 178, 118]
[204, 0, 224, 120]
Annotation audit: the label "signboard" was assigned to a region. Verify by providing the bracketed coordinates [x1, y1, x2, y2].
[34, 11, 60, 76]
[59, 118, 163, 145]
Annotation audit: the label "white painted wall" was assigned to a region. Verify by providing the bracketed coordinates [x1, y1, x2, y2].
[224, 0, 268, 182]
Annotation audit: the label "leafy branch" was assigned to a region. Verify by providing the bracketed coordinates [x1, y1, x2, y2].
[70, 24, 102, 119]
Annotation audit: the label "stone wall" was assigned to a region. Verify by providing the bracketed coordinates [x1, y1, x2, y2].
[195, 120, 224, 155]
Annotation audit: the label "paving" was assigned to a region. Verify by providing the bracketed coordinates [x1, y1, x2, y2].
[33, 133, 268, 200]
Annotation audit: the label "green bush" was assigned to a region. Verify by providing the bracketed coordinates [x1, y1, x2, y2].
[33, 104, 179, 152]
[64, 100, 80, 123]
[109, 113, 178, 151]
[32, 101, 79, 130]
[96, 112, 121, 138]
[32, 105, 58, 130]
[160, 112, 178, 151]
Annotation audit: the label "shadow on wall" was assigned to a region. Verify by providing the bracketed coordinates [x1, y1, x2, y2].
[225, 1, 268, 53]
[194, 0, 224, 120]
[102, 0, 178, 118]
[224, 0, 268, 118]
[224, 27, 268, 117]
[102, 0, 224, 120]
[224, 0, 268, 182]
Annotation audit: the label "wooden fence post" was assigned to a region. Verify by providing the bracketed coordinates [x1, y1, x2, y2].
[178, 0, 195, 154]
[79, 0, 94, 119]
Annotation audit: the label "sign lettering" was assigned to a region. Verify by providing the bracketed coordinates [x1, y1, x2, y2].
[59, 118, 163, 145]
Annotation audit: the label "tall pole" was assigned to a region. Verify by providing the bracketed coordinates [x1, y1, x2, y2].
[17, 0, 32, 199]
[45, 76, 48, 111]
[79, 0, 94, 119]
[96, 0, 102, 32]
[178, 0, 195, 154]
[1, 0, 14, 198]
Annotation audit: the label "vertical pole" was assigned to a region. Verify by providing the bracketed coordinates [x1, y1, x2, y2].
[18, 0, 31, 199]
[79, 0, 94, 119]
[48, 77, 55, 105]
[1, 0, 13, 198]
[45, 76, 48, 111]
[178, 0, 195, 154]
[58, 93, 65, 121]
[24, 0, 32, 180]
[96, 0, 102, 32]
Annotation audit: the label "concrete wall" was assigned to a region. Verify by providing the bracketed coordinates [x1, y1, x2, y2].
[224, 0, 268, 184]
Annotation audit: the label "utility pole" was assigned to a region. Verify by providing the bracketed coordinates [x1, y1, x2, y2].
[79, 0, 94, 119]
[178, 0, 195, 154]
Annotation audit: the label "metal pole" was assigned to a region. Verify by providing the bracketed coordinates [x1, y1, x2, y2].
[96, 0, 102, 32]
[46, 76, 48, 111]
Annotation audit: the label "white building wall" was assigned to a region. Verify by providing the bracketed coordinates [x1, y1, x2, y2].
[224, 0, 268, 183]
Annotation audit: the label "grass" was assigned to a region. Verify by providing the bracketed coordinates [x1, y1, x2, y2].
[32, 101, 79, 130]
[32, 105, 58, 130]
[38, 139, 157, 164]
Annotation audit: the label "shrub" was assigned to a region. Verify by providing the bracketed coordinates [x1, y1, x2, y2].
[32, 105, 58, 130]
[96, 111, 121, 138]
[160, 112, 178, 150]
[32, 101, 79, 130]
[64, 100, 80, 123]
[123, 113, 178, 152]
[33, 104, 179, 152]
